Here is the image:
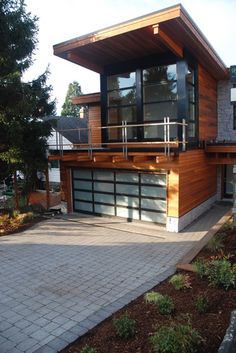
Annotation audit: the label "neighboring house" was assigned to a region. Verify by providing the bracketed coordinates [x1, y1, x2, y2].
[51, 4, 234, 232]
[46, 116, 88, 188]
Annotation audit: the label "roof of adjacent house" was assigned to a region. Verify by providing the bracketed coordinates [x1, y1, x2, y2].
[45, 116, 88, 144]
[53, 4, 228, 80]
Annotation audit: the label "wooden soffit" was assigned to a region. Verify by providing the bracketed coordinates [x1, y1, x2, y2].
[54, 4, 228, 80]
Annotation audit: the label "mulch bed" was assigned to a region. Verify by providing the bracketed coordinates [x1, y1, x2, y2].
[61, 222, 236, 353]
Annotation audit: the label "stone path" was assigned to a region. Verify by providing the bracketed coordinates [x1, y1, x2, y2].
[0, 203, 230, 353]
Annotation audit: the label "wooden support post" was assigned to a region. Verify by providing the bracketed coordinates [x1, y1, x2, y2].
[45, 166, 50, 210]
[13, 171, 19, 210]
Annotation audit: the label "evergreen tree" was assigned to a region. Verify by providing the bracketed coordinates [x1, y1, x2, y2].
[61, 81, 82, 116]
[0, 0, 55, 204]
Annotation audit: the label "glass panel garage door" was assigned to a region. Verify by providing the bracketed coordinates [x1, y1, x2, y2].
[72, 169, 166, 224]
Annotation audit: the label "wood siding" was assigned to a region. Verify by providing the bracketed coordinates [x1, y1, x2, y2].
[59, 149, 217, 220]
[198, 64, 217, 140]
[88, 105, 101, 146]
[178, 150, 217, 216]
[60, 164, 72, 212]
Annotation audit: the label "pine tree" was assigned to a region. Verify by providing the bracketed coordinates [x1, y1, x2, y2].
[0, 0, 56, 204]
[61, 81, 82, 116]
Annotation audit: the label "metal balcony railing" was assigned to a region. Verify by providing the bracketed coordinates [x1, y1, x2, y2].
[48, 118, 187, 159]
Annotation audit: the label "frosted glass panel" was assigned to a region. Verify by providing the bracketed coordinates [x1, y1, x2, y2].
[94, 204, 115, 215]
[74, 201, 93, 212]
[94, 193, 114, 204]
[116, 207, 139, 220]
[141, 174, 166, 186]
[141, 186, 166, 198]
[73, 190, 92, 201]
[73, 169, 92, 179]
[141, 210, 166, 224]
[73, 180, 92, 190]
[116, 184, 139, 195]
[116, 195, 139, 208]
[116, 172, 139, 183]
[94, 170, 114, 181]
[94, 182, 114, 193]
[141, 198, 166, 211]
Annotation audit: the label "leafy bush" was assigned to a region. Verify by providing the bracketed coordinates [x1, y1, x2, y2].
[12, 209, 20, 218]
[151, 321, 203, 353]
[169, 274, 192, 290]
[113, 312, 136, 339]
[207, 235, 224, 252]
[193, 259, 208, 279]
[206, 259, 236, 290]
[157, 295, 175, 315]
[80, 345, 97, 353]
[195, 295, 209, 313]
[21, 212, 35, 224]
[144, 291, 163, 304]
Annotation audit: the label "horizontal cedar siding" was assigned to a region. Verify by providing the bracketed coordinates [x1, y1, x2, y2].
[89, 105, 101, 145]
[198, 64, 217, 140]
[60, 163, 72, 212]
[178, 150, 217, 216]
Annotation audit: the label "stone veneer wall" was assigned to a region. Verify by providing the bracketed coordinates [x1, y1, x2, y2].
[218, 80, 236, 140]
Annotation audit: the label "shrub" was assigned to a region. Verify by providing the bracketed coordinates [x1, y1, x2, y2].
[206, 258, 236, 290]
[195, 295, 209, 313]
[157, 295, 175, 315]
[169, 274, 192, 290]
[151, 321, 203, 353]
[207, 235, 224, 252]
[144, 291, 163, 304]
[12, 209, 20, 218]
[192, 259, 208, 279]
[80, 345, 97, 353]
[22, 212, 35, 224]
[113, 312, 136, 339]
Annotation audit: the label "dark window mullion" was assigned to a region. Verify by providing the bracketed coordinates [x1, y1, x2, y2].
[136, 68, 143, 140]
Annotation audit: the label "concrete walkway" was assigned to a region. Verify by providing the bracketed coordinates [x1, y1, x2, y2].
[0, 203, 230, 353]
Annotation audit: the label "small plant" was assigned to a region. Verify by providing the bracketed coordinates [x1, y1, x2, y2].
[193, 258, 208, 279]
[80, 345, 97, 353]
[207, 235, 224, 252]
[22, 212, 35, 224]
[206, 258, 236, 290]
[12, 209, 20, 218]
[169, 274, 192, 290]
[195, 295, 209, 313]
[150, 321, 203, 353]
[144, 291, 163, 304]
[156, 294, 175, 315]
[113, 312, 136, 339]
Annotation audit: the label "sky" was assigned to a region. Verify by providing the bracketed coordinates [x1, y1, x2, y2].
[23, 0, 236, 114]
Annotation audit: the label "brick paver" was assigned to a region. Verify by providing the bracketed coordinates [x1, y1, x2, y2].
[0, 203, 230, 352]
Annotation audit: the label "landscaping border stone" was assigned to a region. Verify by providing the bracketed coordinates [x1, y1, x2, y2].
[218, 310, 236, 353]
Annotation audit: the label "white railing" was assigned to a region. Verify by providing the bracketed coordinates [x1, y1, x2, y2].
[48, 118, 187, 159]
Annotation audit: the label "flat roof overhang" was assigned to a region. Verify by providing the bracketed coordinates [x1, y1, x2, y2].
[53, 4, 228, 80]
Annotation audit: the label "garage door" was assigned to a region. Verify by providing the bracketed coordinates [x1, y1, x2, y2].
[72, 169, 167, 224]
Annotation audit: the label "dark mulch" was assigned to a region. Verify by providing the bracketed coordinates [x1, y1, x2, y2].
[61, 222, 236, 353]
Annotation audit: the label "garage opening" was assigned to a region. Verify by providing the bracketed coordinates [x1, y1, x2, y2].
[72, 169, 167, 224]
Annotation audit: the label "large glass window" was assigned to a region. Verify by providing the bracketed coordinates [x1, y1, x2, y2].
[187, 67, 196, 138]
[107, 72, 137, 140]
[143, 64, 177, 139]
[105, 62, 197, 142]
[233, 105, 236, 129]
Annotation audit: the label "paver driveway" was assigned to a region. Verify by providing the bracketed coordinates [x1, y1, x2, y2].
[0, 204, 230, 353]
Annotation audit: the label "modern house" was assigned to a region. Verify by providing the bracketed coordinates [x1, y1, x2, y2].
[50, 4, 235, 232]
